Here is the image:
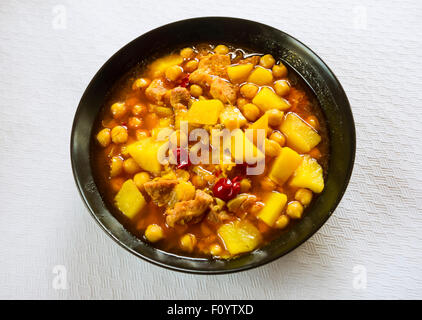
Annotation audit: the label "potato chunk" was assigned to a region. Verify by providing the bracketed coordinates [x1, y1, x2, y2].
[227, 63, 254, 83]
[218, 220, 262, 255]
[268, 147, 303, 185]
[258, 192, 288, 227]
[247, 66, 273, 85]
[246, 113, 269, 145]
[280, 113, 321, 153]
[289, 155, 324, 193]
[231, 129, 265, 164]
[147, 54, 183, 77]
[114, 179, 146, 219]
[219, 106, 247, 130]
[127, 138, 165, 174]
[252, 87, 290, 112]
[187, 99, 224, 125]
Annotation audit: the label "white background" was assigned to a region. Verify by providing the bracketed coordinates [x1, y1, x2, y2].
[1, 0, 421, 299]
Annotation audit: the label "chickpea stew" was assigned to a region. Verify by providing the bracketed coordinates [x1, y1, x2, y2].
[93, 44, 329, 259]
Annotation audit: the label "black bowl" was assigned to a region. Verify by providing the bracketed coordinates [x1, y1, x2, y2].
[71, 17, 355, 274]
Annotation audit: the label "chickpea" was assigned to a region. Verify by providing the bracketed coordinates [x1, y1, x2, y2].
[214, 44, 229, 55]
[306, 116, 320, 130]
[184, 59, 199, 72]
[240, 84, 258, 99]
[96, 128, 111, 147]
[120, 145, 130, 158]
[132, 104, 147, 116]
[111, 126, 128, 144]
[110, 102, 127, 119]
[165, 65, 183, 81]
[242, 103, 260, 121]
[169, 130, 188, 147]
[210, 243, 223, 256]
[110, 156, 123, 177]
[135, 129, 150, 140]
[259, 54, 275, 69]
[275, 215, 290, 229]
[180, 233, 197, 252]
[128, 116, 143, 130]
[295, 188, 313, 206]
[260, 176, 276, 192]
[192, 174, 207, 188]
[144, 113, 159, 130]
[274, 80, 290, 96]
[265, 138, 282, 157]
[269, 131, 286, 147]
[123, 158, 141, 175]
[286, 201, 304, 219]
[134, 172, 150, 191]
[190, 84, 203, 97]
[266, 109, 284, 127]
[237, 97, 248, 109]
[272, 63, 288, 78]
[110, 177, 124, 192]
[224, 118, 237, 130]
[180, 47, 194, 59]
[132, 78, 150, 90]
[240, 178, 252, 193]
[144, 224, 164, 242]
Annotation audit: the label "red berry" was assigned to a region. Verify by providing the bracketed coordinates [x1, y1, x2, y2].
[172, 147, 190, 169]
[212, 176, 242, 201]
[179, 74, 190, 88]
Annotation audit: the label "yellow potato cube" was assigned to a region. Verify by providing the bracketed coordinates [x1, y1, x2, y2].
[219, 106, 247, 130]
[268, 147, 303, 185]
[289, 155, 324, 193]
[127, 138, 165, 174]
[249, 112, 269, 132]
[280, 113, 321, 153]
[258, 192, 288, 227]
[227, 64, 254, 83]
[114, 179, 146, 219]
[147, 54, 183, 77]
[246, 113, 269, 146]
[218, 220, 262, 255]
[247, 66, 273, 85]
[231, 129, 265, 164]
[187, 99, 224, 125]
[252, 87, 290, 112]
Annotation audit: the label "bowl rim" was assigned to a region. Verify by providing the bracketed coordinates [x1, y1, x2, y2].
[70, 16, 356, 274]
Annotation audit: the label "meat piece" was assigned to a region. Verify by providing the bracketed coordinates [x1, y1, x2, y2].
[189, 69, 213, 87]
[165, 190, 213, 227]
[143, 179, 178, 207]
[198, 54, 231, 78]
[210, 77, 238, 104]
[189, 53, 231, 87]
[145, 79, 168, 104]
[239, 55, 260, 65]
[169, 87, 190, 108]
[287, 87, 307, 111]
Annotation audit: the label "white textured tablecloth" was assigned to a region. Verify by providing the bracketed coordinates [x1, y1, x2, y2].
[1, 0, 421, 299]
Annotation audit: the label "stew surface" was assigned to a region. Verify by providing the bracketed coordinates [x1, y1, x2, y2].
[92, 44, 329, 259]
